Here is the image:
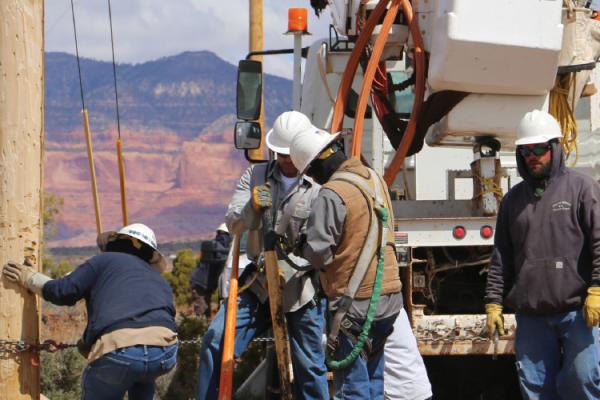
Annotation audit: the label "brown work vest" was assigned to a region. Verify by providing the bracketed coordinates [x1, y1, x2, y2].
[321, 158, 401, 299]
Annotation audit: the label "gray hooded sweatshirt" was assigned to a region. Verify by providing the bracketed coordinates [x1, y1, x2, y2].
[485, 141, 600, 314]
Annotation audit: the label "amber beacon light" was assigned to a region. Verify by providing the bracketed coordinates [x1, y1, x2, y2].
[288, 8, 308, 33]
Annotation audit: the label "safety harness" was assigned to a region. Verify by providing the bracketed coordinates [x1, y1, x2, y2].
[325, 169, 391, 370]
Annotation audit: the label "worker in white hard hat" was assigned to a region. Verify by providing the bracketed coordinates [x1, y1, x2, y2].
[190, 223, 232, 318]
[216, 222, 228, 234]
[289, 127, 403, 399]
[2, 223, 178, 399]
[485, 110, 600, 399]
[196, 111, 329, 400]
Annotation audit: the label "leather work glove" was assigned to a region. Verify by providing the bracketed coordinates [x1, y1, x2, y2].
[485, 303, 505, 337]
[251, 184, 272, 212]
[583, 287, 600, 327]
[2, 261, 52, 295]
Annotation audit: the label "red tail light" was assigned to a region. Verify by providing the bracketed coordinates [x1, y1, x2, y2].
[452, 226, 466, 240]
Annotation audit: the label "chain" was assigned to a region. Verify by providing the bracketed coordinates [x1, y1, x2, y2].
[1, 335, 274, 354]
[416, 335, 491, 344]
[178, 336, 274, 347]
[415, 321, 501, 344]
[0, 339, 78, 355]
[0, 339, 28, 354]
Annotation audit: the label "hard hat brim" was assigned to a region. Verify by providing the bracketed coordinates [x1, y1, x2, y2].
[514, 135, 559, 146]
[265, 129, 291, 155]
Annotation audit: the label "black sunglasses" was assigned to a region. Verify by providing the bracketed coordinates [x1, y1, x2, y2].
[518, 144, 551, 157]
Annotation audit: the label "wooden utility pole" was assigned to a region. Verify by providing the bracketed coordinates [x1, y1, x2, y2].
[0, 1, 44, 399]
[248, 0, 266, 160]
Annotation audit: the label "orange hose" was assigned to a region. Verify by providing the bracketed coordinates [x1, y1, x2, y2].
[218, 234, 241, 400]
[331, 0, 390, 135]
[383, 0, 425, 186]
[352, 0, 400, 158]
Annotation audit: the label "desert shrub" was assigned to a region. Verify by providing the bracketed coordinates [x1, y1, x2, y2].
[41, 347, 86, 400]
[42, 256, 74, 278]
[164, 248, 199, 306]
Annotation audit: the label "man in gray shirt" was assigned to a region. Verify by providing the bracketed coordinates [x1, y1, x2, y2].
[196, 111, 328, 400]
[290, 127, 403, 400]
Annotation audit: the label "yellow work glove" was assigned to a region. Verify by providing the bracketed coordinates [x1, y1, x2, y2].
[583, 287, 600, 327]
[251, 184, 272, 212]
[485, 303, 505, 337]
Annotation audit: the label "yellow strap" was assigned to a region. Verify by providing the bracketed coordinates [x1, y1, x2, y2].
[473, 175, 503, 199]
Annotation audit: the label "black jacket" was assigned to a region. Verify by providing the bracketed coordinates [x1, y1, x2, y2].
[485, 142, 600, 314]
[190, 232, 232, 292]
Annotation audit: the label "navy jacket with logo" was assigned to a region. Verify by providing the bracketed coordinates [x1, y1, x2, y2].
[485, 141, 600, 314]
[42, 251, 176, 346]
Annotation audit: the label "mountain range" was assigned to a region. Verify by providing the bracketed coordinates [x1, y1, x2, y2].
[44, 51, 292, 247]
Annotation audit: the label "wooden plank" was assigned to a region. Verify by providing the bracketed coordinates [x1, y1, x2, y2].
[262, 210, 293, 399]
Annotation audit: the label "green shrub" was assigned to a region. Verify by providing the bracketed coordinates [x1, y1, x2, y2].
[41, 348, 86, 400]
[42, 256, 74, 279]
[164, 249, 199, 306]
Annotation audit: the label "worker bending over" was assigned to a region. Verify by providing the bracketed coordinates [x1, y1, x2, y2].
[290, 127, 402, 399]
[196, 111, 328, 400]
[485, 110, 600, 399]
[2, 223, 178, 400]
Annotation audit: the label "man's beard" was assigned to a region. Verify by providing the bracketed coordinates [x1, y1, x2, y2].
[529, 161, 552, 180]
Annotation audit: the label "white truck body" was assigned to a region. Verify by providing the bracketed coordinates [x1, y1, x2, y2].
[297, 0, 600, 357]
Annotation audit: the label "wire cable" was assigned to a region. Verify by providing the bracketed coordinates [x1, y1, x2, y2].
[107, 0, 122, 139]
[107, 0, 128, 225]
[70, 0, 85, 109]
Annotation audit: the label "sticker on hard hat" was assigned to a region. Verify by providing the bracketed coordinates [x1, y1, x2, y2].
[125, 229, 156, 248]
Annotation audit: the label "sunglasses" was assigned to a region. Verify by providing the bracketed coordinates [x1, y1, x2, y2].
[518, 144, 551, 157]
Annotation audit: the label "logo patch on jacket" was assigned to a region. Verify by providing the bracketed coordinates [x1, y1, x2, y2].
[551, 201, 571, 212]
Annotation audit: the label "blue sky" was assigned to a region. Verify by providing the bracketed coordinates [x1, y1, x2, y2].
[45, 0, 331, 78]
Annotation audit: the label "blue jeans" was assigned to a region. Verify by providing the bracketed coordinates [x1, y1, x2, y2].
[332, 313, 398, 400]
[196, 291, 328, 400]
[81, 344, 178, 400]
[515, 310, 600, 400]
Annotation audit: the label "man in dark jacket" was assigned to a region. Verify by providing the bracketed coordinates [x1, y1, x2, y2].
[484, 110, 600, 399]
[190, 223, 232, 318]
[2, 223, 178, 400]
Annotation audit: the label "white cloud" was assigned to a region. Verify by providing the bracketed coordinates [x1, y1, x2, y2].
[45, 0, 331, 78]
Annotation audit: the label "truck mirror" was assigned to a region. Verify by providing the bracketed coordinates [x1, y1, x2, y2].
[234, 121, 262, 150]
[236, 60, 262, 120]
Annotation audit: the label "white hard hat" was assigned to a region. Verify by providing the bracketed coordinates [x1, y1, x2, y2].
[265, 111, 313, 155]
[119, 223, 159, 250]
[216, 223, 229, 233]
[290, 127, 341, 174]
[515, 110, 562, 146]
[118, 223, 172, 273]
